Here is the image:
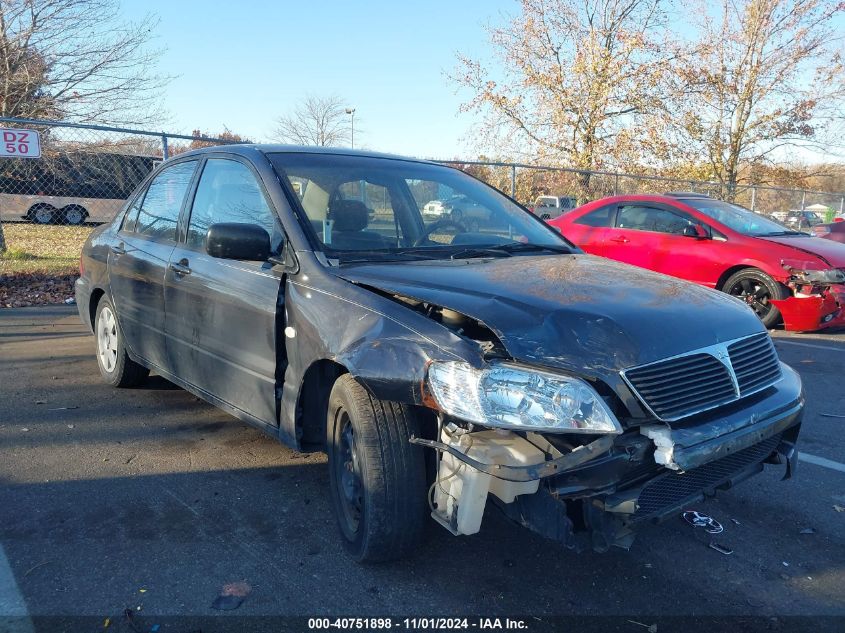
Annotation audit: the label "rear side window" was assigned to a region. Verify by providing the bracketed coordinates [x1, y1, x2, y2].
[187, 159, 282, 251]
[574, 205, 614, 227]
[135, 161, 197, 241]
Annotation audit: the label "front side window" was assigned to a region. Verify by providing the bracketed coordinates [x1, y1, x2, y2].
[269, 153, 570, 261]
[135, 161, 197, 241]
[616, 205, 693, 235]
[187, 159, 281, 251]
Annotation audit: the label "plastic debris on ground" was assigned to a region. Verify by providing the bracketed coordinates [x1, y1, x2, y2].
[682, 510, 724, 534]
[834, 505, 845, 513]
[708, 542, 733, 555]
[211, 581, 251, 611]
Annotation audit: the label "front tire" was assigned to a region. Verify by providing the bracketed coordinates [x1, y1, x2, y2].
[722, 268, 788, 328]
[29, 204, 56, 224]
[327, 374, 427, 563]
[95, 297, 149, 387]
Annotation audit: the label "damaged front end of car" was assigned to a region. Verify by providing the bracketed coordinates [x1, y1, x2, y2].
[772, 260, 845, 331]
[409, 331, 803, 553]
[329, 257, 804, 554]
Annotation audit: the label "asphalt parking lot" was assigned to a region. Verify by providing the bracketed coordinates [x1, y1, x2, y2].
[1, 306, 844, 631]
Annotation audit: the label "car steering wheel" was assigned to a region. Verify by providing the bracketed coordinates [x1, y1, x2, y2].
[413, 219, 468, 246]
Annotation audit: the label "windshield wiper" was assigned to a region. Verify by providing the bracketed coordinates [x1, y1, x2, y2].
[448, 247, 515, 260]
[447, 243, 574, 259]
[336, 251, 442, 264]
[494, 243, 573, 254]
[758, 231, 807, 237]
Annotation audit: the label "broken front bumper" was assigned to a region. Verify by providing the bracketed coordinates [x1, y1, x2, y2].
[771, 284, 845, 331]
[428, 363, 803, 551]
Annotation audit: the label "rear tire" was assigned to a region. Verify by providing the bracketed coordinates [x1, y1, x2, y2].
[326, 374, 427, 563]
[94, 297, 149, 387]
[722, 268, 788, 328]
[62, 205, 87, 226]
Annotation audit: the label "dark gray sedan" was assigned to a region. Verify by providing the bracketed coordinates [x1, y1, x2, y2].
[76, 146, 803, 562]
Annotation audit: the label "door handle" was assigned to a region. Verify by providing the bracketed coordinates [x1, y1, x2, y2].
[610, 236, 630, 243]
[110, 242, 125, 255]
[169, 259, 191, 276]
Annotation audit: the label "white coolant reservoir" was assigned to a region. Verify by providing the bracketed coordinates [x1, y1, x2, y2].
[432, 429, 546, 536]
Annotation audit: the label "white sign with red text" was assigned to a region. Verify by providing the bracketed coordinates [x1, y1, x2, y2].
[0, 128, 41, 158]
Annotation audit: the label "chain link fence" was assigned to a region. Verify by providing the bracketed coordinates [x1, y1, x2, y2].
[0, 118, 234, 261]
[2, 117, 844, 261]
[438, 160, 845, 223]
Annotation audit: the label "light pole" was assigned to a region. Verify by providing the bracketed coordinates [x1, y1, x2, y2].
[345, 107, 356, 149]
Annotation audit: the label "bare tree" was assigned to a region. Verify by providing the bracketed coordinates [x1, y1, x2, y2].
[274, 95, 353, 147]
[451, 0, 667, 188]
[0, 0, 169, 125]
[651, 0, 845, 200]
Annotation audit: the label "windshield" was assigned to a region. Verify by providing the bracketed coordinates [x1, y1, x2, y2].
[681, 198, 805, 237]
[269, 153, 573, 261]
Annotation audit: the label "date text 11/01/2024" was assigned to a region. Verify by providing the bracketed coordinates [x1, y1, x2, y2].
[308, 618, 529, 630]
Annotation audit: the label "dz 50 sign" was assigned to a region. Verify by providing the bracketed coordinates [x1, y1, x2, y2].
[0, 128, 41, 158]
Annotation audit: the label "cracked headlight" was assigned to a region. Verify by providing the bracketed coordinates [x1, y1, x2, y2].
[427, 361, 622, 434]
[782, 260, 845, 284]
[796, 268, 845, 284]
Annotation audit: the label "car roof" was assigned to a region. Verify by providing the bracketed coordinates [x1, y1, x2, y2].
[171, 143, 439, 166]
[577, 193, 708, 207]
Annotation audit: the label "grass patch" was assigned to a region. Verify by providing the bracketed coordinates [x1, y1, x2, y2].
[0, 223, 91, 275]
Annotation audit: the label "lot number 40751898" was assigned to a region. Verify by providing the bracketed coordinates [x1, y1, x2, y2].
[0, 128, 41, 159]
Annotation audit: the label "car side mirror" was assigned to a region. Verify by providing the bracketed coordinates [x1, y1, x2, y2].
[683, 225, 708, 239]
[206, 223, 271, 261]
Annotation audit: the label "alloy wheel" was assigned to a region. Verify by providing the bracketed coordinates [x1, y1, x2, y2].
[728, 277, 773, 320]
[97, 306, 119, 373]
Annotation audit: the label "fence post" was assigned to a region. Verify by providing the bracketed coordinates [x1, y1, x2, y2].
[510, 164, 516, 200]
[614, 172, 619, 196]
[161, 134, 169, 160]
[840, 196, 844, 216]
[750, 187, 756, 211]
[801, 191, 806, 211]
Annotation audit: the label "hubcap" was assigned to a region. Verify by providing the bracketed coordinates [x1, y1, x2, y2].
[34, 208, 53, 224]
[64, 208, 84, 225]
[97, 306, 119, 373]
[335, 412, 363, 535]
[729, 278, 773, 319]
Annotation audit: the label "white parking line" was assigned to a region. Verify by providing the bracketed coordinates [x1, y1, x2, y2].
[799, 452, 845, 474]
[773, 339, 845, 352]
[0, 544, 33, 633]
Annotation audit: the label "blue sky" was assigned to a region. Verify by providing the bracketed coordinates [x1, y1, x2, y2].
[122, 0, 514, 158]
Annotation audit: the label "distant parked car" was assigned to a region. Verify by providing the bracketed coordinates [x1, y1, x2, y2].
[440, 194, 491, 230]
[551, 192, 845, 331]
[785, 211, 824, 230]
[813, 222, 845, 244]
[422, 199, 445, 218]
[531, 195, 577, 220]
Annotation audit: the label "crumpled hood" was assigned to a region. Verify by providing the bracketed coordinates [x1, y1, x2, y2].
[760, 235, 845, 267]
[336, 254, 765, 377]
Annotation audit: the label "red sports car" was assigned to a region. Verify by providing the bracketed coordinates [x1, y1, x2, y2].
[550, 193, 845, 331]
